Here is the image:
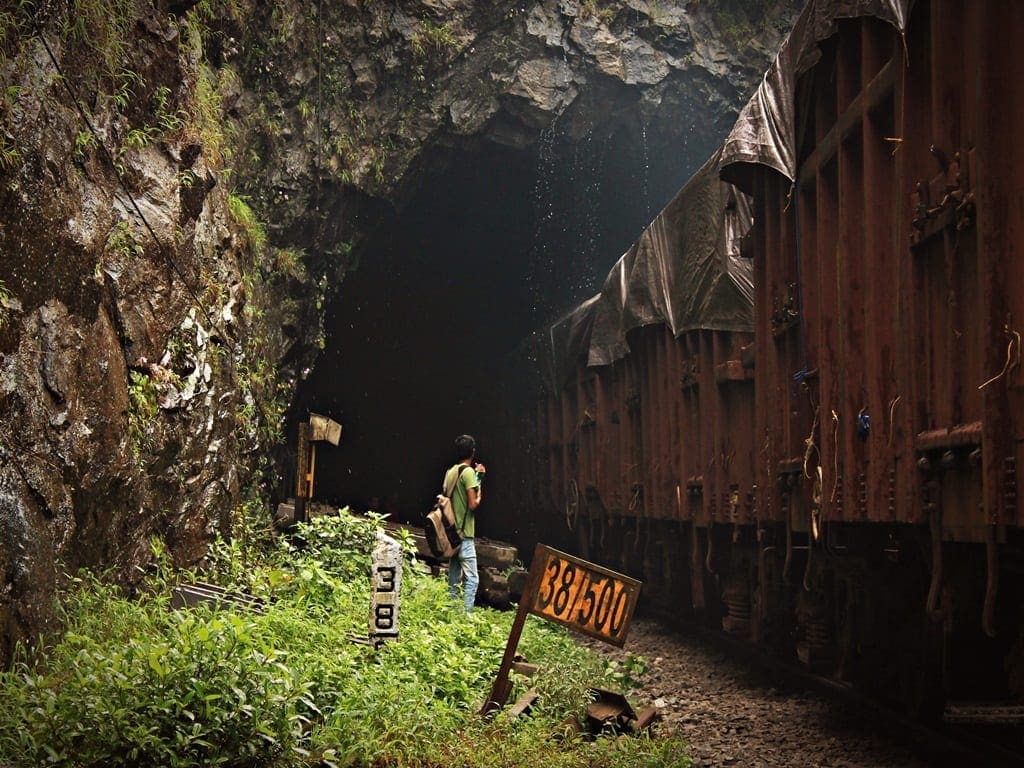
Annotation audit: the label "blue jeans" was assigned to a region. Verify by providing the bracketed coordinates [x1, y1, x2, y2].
[448, 538, 478, 612]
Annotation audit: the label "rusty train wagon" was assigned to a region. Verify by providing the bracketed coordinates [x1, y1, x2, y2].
[499, 153, 758, 622]
[507, 0, 1024, 721]
[717, 0, 1024, 717]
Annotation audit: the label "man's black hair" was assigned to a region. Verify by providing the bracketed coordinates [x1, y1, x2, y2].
[454, 434, 476, 460]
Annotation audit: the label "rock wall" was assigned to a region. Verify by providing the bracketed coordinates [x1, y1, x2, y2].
[228, 0, 800, 240]
[0, 0, 799, 656]
[0, 2, 304, 656]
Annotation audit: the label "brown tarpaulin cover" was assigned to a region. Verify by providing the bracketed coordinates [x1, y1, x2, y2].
[720, 0, 912, 191]
[538, 0, 915, 391]
[543, 151, 753, 389]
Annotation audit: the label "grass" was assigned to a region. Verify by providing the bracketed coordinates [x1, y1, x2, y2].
[410, 20, 459, 61]
[228, 193, 268, 253]
[0, 510, 692, 767]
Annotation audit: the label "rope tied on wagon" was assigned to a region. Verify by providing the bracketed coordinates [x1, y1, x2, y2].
[977, 325, 1021, 390]
[830, 409, 841, 504]
[802, 406, 820, 480]
[565, 478, 579, 532]
[887, 395, 901, 447]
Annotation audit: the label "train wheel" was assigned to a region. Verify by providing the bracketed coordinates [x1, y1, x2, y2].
[896, 615, 945, 722]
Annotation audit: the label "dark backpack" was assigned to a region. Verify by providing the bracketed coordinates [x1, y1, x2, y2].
[424, 465, 470, 559]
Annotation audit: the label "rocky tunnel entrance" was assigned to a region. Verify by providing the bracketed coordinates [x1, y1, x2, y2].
[288, 119, 715, 545]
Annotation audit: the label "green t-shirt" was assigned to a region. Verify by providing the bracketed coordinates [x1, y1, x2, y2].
[444, 463, 480, 538]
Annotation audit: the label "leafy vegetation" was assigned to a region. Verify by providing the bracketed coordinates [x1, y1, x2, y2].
[1, 1, 235, 178]
[225, 192, 298, 449]
[181, 56, 234, 168]
[579, 0, 617, 26]
[105, 220, 145, 263]
[0, 510, 691, 767]
[73, 128, 97, 162]
[0, 278, 10, 328]
[0, 3, 32, 62]
[0, 132, 19, 170]
[46, 0, 137, 97]
[229, 193, 269, 252]
[127, 369, 160, 457]
[410, 21, 459, 61]
[707, 0, 775, 45]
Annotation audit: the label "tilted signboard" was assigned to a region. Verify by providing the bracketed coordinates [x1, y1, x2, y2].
[482, 544, 642, 714]
[526, 546, 641, 647]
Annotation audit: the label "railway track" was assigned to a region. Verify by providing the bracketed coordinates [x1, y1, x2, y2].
[580, 614, 1024, 767]
[684, 621, 1024, 768]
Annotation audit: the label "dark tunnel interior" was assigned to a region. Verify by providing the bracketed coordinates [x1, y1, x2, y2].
[289, 119, 715, 544]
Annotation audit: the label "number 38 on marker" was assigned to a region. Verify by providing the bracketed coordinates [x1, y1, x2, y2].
[527, 546, 641, 646]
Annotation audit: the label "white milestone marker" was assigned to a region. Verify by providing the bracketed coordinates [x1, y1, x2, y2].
[370, 531, 402, 646]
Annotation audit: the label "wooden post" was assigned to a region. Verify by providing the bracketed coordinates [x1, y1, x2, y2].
[309, 442, 318, 499]
[295, 421, 311, 524]
[480, 543, 545, 716]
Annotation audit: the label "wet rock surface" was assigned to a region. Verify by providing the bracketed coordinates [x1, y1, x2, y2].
[231, 0, 804, 229]
[579, 619, 933, 768]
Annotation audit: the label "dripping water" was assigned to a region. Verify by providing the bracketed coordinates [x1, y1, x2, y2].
[527, 123, 559, 322]
[641, 118, 651, 222]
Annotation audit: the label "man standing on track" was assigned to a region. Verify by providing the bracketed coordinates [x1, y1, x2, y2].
[444, 434, 486, 612]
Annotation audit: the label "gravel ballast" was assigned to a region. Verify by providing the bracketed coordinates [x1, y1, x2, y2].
[577, 618, 935, 768]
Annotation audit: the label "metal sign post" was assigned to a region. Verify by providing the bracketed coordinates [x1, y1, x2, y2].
[481, 543, 642, 715]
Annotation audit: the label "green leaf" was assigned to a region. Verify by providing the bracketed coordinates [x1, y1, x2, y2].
[148, 650, 166, 677]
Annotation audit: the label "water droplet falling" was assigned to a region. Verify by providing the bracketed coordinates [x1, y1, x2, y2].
[641, 119, 651, 221]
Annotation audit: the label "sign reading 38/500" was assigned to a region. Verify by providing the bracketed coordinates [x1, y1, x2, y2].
[527, 546, 641, 647]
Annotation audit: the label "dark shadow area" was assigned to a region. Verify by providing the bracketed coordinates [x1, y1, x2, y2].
[289, 119, 711, 540]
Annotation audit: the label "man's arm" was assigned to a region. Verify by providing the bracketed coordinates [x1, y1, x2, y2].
[466, 463, 485, 510]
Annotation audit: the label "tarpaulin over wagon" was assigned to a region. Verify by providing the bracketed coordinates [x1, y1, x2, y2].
[541, 151, 753, 389]
[547, 293, 600, 392]
[719, 0, 912, 191]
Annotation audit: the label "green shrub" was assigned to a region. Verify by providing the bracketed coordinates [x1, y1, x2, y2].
[0, 509, 692, 767]
[0, 583, 311, 767]
[228, 193, 268, 252]
[410, 20, 458, 60]
[127, 369, 159, 457]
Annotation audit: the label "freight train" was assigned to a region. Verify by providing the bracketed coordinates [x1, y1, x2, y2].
[496, 0, 1024, 720]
